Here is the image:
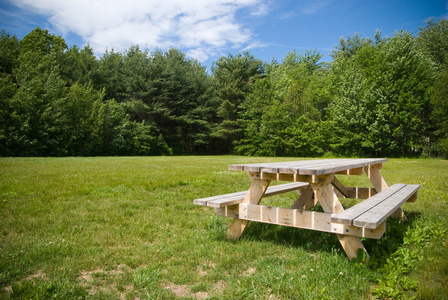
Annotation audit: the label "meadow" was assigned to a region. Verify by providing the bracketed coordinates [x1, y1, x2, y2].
[0, 156, 447, 299]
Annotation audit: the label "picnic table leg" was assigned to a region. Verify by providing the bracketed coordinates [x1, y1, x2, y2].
[227, 178, 270, 240]
[311, 174, 370, 262]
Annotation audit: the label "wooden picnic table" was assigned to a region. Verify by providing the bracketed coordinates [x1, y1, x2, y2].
[194, 159, 420, 262]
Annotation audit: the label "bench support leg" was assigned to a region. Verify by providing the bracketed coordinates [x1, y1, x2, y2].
[391, 208, 408, 221]
[312, 175, 370, 263]
[228, 179, 270, 240]
[337, 234, 369, 262]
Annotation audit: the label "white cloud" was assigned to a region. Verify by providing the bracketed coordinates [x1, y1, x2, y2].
[10, 0, 266, 61]
[250, 3, 270, 16]
[241, 40, 270, 51]
[299, 0, 334, 15]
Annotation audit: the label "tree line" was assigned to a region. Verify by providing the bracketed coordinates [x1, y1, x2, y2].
[1, 19, 447, 157]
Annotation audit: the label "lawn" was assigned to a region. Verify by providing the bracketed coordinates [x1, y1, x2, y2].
[1, 156, 447, 299]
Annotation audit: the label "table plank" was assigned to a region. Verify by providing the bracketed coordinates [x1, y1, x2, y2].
[292, 159, 387, 175]
[229, 159, 387, 175]
[263, 159, 339, 173]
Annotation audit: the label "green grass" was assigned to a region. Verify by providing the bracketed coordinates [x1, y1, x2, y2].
[0, 156, 447, 299]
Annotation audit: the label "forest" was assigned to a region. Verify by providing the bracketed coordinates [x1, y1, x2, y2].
[0, 18, 447, 157]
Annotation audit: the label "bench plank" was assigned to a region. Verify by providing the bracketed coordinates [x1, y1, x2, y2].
[193, 182, 308, 208]
[331, 184, 406, 225]
[193, 191, 247, 206]
[353, 184, 420, 229]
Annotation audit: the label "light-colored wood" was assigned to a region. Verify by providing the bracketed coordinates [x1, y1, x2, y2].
[335, 167, 364, 175]
[335, 187, 377, 199]
[234, 204, 385, 239]
[280, 159, 386, 175]
[334, 188, 344, 199]
[367, 163, 409, 221]
[250, 172, 276, 180]
[194, 191, 247, 206]
[201, 158, 419, 263]
[261, 182, 308, 196]
[229, 159, 387, 176]
[277, 173, 295, 181]
[227, 179, 270, 240]
[194, 182, 308, 207]
[290, 185, 314, 210]
[295, 174, 320, 183]
[407, 192, 418, 203]
[310, 174, 343, 214]
[331, 184, 406, 225]
[249, 171, 318, 183]
[208, 182, 308, 208]
[332, 184, 420, 229]
[232, 159, 337, 173]
[214, 204, 239, 217]
[310, 174, 369, 262]
[391, 206, 407, 220]
[353, 184, 420, 229]
[337, 234, 369, 263]
[331, 177, 350, 198]
[367, 164, 388, 192]
[351, 187, 377, 199]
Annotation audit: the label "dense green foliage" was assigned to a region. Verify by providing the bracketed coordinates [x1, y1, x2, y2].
[1, 19, 447, 157]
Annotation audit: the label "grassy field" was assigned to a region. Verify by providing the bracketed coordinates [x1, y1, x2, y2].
[0, 156, 447, 299]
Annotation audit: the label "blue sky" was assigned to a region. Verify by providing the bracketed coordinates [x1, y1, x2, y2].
[0, 0, 447, 70]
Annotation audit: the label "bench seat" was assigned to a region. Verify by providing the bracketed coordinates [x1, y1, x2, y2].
[194, 182, 309, 208]
[331, 184, 420, 229]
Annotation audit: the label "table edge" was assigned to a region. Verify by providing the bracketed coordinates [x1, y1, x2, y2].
[228, 158, 388, 175]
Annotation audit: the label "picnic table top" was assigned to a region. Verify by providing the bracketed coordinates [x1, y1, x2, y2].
[228, 158, 387, 176]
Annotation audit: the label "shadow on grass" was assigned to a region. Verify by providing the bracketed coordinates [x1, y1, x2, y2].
[230, 211, 422, 266]
[362, 211, 421, 267]
[242, 222, 341, 254]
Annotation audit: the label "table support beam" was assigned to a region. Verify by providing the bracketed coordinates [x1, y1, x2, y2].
[219, 204, 386, 239]
[331, 177, 350, 198]
[368, 164, 388, 192]
[290, 185, 315, 210]
[227, 178, 270, 240]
